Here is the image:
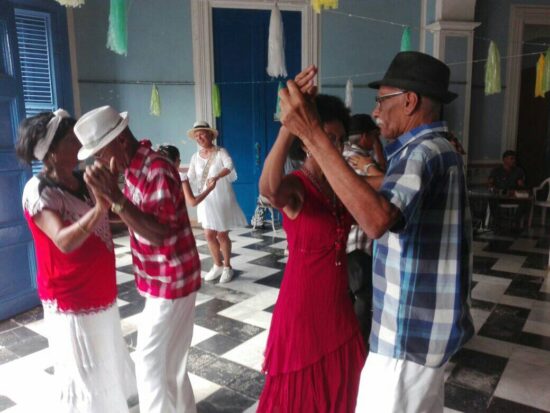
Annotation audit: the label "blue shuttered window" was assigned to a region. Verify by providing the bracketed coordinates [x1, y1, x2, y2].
[14, 9, 57, 174]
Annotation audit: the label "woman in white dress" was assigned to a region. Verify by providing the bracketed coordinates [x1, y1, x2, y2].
[186, 121, 246, 283]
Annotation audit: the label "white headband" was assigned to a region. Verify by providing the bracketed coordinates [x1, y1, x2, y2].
[33, 109, 71, 161]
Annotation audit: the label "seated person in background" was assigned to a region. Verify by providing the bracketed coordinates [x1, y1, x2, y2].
[157, 144, 216, 206]
[343, 114, 386, 175]
[488, 150, 527, 229]
[489, 150, 525, 193]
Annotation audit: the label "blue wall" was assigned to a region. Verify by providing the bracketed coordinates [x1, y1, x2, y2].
[470, 0, 550, 162]
[73, 0, 197, 163]
[320, 0, 422, 116]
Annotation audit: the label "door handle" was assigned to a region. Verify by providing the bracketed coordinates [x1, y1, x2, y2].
[255, 142, 261, 166]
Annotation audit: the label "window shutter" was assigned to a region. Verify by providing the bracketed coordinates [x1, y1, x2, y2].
[14, 9, 57, 174]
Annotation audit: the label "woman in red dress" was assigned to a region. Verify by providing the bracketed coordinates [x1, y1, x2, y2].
[16, 110, 136, 412]
[258, 94, 366, 412]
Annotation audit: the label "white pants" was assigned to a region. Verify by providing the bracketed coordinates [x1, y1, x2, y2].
[135, 293, 197, 413]
[355, 352, 446, 413]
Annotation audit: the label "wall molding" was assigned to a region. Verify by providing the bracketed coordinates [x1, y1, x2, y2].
[190, 0, 319, 126]
[426, 20, 480, 161]
[502, 5, 550, 152]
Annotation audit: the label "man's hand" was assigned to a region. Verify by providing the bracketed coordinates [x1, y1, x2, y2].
[279, 80, 322, 145]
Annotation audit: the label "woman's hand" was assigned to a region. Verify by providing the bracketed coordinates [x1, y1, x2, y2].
[349, 154, 373, 171]
[206, 177, 217, 191]
[294, 65, 318, 98]
[89, 183, 110, 214]
[84, 159, 124, 204]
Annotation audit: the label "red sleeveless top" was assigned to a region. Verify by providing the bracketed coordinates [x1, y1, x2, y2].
[263, 170, 359, 375]
[22, 175, 117, 313]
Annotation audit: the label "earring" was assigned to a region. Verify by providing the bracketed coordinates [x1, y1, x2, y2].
[306, 151, 311, 158]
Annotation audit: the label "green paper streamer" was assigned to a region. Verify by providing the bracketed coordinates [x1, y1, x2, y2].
[400, 26, 411, 52]
[106, 0, 127, 56]
[485, 41, 502, 96]
[212, 84, 221, 118]
[543, 48, 550, 95]
[274, 81, 285, 121]
[150, 84, 160, 116]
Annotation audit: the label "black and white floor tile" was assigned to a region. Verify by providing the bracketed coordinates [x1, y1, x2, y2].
[0, 224, 549, 412]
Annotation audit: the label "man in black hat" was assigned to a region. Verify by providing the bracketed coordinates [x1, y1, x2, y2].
[278, 52, 473, 412]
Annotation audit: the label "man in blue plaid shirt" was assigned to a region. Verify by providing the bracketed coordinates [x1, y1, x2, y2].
[278, 52, 474, 412]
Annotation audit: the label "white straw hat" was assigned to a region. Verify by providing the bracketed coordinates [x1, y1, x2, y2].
[75, 105, 129, 160]
[186, 120, 218, 139]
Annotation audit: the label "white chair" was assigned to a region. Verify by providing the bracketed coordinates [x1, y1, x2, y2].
[528, 177, 550, 228]
[251, 195, 278, 234]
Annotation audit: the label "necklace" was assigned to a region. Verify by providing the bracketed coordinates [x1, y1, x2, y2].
[300, 167, 331, 199]
[300, 167, 346, 266]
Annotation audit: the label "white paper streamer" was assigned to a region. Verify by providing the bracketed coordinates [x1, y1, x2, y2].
[266, 3, 287, 78]
[345, 78, 353, 109]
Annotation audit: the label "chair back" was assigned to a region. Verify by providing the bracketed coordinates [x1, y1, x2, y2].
[534, 177, 550, 203]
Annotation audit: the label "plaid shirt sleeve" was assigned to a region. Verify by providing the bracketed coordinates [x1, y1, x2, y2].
[380, 146, 433, 230]
[140, 158, 181, 228]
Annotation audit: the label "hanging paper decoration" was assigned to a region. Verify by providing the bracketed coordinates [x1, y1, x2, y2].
[106, 0, 128, 56]
[267, 4, 287, 78]
[484, 41, 501, 96]
[55, 0, 85, 7]
[543, 49, 550, 95]
[535, 54, 545, 98]
[311, 0, 338, 14]
[274, 81, 285, 121]
[212, 84, 221, 118]
[400, 26, 412, 52]
[150, 84, 160, 116]
[345, 78, 353, 109]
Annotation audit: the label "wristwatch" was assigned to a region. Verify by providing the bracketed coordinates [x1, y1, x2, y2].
[111, 197, 127, 214]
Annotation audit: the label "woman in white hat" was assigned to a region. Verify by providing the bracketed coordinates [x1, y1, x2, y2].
[16, 111, 136, 412]
[186, 121, 246, 283]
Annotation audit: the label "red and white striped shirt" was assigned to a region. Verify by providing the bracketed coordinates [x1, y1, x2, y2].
[124, 140, 201, 299]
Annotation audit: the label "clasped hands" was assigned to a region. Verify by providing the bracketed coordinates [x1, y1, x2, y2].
[278, 65, 322, 144]
[83, 157, 123, 212]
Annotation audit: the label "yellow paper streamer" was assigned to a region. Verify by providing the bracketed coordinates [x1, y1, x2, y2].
[543, 49, 550, 95]
[312, 0, 338, 14]
[212, 84, 221, 118]
[484, 41, 501, 96]
[535, 54, 545, 98]
[150, 84, 161, 116]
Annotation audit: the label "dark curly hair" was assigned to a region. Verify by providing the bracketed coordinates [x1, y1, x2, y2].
[157, 144, 180, 163]
[289, 94, 350, 161]
[16, 112, 77, 165]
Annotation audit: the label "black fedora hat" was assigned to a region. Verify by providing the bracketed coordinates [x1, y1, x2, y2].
[349, 114, 379, 135]
[368, 51, 458, 104]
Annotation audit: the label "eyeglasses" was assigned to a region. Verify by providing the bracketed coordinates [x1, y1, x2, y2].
[374, 90, 407, 108]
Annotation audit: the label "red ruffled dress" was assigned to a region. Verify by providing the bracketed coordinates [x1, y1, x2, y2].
[258, 170, 366, 413]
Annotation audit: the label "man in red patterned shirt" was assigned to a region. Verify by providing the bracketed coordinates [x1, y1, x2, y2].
[74, 106, 201, 413]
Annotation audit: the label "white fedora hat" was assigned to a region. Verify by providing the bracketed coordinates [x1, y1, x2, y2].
[186, 120, 218, 139]
[75, 105, 129, 160]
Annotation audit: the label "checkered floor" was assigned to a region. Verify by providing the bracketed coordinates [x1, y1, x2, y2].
[0, 224, 549, 412]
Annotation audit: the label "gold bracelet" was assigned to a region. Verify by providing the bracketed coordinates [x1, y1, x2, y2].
[76, 220, 89, 234]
